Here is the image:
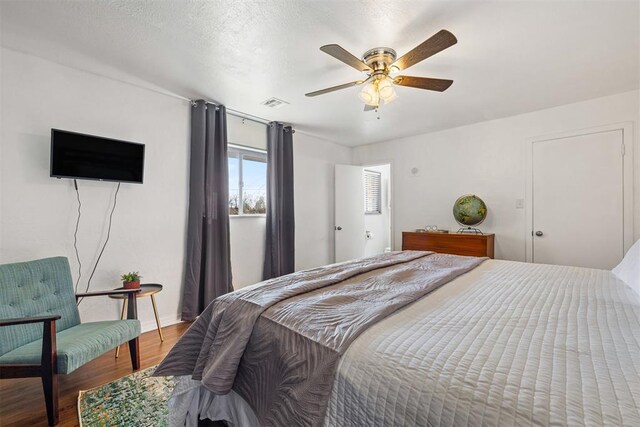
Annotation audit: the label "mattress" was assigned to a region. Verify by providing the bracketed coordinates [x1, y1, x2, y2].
[169, 259, 640, 426]
[326, 259, 640, 426]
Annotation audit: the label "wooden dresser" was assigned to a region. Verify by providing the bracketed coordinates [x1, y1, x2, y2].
[402, 232, 495, 258]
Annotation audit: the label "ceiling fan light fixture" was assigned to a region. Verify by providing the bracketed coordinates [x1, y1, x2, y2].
[377, 78, 395, 101]
[367, 91, 380, 107]
[359, 82, 379, 106]
[382, 90, 398, 104]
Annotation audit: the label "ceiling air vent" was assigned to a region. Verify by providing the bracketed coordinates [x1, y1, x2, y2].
[261, 97, 289, 109]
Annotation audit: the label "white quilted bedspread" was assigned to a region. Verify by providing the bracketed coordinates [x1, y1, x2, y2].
[325, 260, 640, 426]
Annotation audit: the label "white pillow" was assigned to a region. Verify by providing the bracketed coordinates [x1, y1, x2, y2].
[612, 239, 640, 297]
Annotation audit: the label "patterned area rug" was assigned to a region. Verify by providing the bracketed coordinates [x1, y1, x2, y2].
[78, 366, 176, 426]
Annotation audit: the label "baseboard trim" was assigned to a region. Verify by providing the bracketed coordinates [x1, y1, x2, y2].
[140, 314, 183, 333]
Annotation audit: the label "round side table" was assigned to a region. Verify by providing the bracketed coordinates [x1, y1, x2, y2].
[109, 283, 163, 358]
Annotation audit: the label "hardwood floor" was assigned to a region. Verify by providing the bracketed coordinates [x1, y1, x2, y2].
[0, 322, 191, 427]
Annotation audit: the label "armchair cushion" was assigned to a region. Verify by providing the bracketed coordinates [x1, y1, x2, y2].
[0, 319, 140, 374]
[0, 257, 80, 356]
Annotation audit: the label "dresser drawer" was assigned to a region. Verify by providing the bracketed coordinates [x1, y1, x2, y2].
[402, 232, 495, 258]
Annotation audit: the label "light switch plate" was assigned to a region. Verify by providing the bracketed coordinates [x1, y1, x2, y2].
[516, 199, 525, 209]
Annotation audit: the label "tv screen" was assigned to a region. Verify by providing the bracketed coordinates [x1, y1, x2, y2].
[50, 129, 145, 184]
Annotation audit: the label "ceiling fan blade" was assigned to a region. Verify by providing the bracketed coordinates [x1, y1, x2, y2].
[305, 80, 364, 97]
[393, 76, 454, 92]
[320, 44, 371, 72]
[391, 30, 457, 71]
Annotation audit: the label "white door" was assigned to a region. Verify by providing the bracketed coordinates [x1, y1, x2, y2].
[532, 130, 624, 269]
[335, 165, 365, 262]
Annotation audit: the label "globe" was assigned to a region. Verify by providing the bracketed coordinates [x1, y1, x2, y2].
[453, 195, 487, 227]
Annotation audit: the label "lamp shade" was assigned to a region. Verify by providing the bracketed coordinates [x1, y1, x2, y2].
[359, 82, 379, 106]
[383, 90, 398, 104]
[378, 78, 395, 101]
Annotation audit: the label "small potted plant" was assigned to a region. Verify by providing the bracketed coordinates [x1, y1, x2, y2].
[121, 271, 142, 289]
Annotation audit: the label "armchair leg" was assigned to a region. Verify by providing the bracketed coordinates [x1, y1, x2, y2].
[42, 371, 59, 426]
[129, 337, 140, 370]
[126, 291, 140, 370]
[41, 319, 59, 425]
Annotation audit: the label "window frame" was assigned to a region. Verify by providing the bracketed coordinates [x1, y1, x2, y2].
[364, 169, 382, 215]
[228, 144, 268, 217]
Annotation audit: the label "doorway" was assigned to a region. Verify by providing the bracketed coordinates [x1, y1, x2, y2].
[527, 124, 633, 269]
[335, 163, 392, 262]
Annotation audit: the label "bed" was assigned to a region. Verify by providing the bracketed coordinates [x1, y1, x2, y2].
[155, 251, 640, 427]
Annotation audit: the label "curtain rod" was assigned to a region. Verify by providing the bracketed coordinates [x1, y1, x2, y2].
[228, 108, 295, 132]
[189, 99, 291, 128]
[227, 108, 271, 126]
[226, 107, 294, 131]
[155, 89, 293, 128]
[163, 91, 293, 130]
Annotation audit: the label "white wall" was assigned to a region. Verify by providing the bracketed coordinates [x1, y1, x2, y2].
[228, 114, 266, 151]
[364, 164, 391, 257]
[353, 90, 640, 261]
[227, 118, 352, 287]
[294, 132, 352, 269]
[3, 44, 635, 325]
[0, 48, 353, 309]
[231, 132, 351, 282]
[227, 114, 268, 289]
[0, 48, 190, 331]
[229, 216, 266, 288]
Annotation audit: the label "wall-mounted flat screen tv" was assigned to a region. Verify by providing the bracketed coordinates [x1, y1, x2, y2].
[50, 129, 145, 184]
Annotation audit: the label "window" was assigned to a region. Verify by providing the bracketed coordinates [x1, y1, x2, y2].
[364, 170, 382, 214]
[228, 145, 267, 215]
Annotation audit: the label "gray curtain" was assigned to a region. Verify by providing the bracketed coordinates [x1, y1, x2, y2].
[263, 122, 295, 280]
[182, 100, 233, 321]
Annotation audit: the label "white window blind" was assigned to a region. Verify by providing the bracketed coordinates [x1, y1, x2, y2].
[364, 170, 382, 214]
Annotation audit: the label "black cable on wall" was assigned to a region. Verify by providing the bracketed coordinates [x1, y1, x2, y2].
[77, 181, 121, 305]
[73, 179, 83, 294]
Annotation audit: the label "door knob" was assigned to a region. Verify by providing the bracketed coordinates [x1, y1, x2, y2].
[535, 231, 543, 237]
[335, 226, 342, 231]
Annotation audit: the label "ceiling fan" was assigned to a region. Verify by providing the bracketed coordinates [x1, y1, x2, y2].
[305, 30, 457, 110]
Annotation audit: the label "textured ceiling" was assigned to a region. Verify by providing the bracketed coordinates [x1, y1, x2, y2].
[1, 0, 638, 146]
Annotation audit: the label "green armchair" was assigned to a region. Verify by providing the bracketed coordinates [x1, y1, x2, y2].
[0, 257, 142, 426]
